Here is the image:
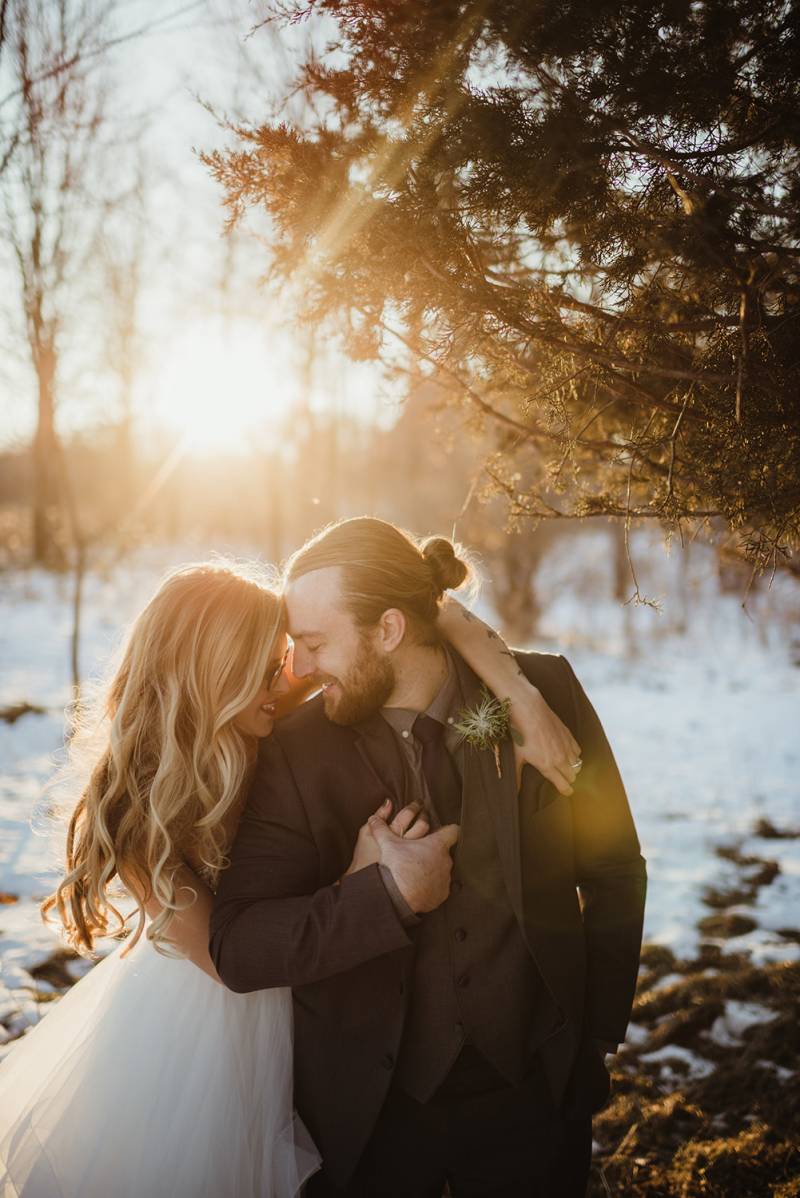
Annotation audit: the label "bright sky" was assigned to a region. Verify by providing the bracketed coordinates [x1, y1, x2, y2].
[0, 0, 390, 455]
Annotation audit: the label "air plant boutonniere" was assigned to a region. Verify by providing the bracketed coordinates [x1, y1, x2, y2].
[452, 687, 523, 779]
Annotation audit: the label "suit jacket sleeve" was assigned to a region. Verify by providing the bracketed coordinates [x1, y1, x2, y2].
[209, 733, 412, 993]
[560, 654, 647, 1043]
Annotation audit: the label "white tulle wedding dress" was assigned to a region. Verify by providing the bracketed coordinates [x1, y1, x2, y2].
[0, 928, 320, 1198]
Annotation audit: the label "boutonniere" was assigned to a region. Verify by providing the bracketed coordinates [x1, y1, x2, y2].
[452, 687, 523, 779]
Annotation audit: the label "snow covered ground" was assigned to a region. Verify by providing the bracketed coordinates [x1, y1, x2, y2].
[1, 534, 799, 1057]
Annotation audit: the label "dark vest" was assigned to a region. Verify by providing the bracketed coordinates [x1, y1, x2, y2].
[389, 726, 561, 1103]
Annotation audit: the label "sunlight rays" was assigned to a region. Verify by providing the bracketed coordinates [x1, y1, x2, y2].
[145, 318, 294, 454]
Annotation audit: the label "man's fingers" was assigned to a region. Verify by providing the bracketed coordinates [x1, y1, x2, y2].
[433, 823, 460, 849]
[389, 801, 422, 837]
[403, 816, 430, 841]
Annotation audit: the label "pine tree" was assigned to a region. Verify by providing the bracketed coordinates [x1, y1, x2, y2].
[204, 0, 800, 577]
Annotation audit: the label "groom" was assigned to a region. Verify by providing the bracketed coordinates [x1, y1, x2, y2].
[210, 518, 647, 1196]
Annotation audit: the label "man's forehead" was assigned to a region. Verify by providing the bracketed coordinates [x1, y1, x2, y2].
[285, 566, 347, 632]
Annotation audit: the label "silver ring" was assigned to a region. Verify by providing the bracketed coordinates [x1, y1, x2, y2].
[572, 759, 583, 771]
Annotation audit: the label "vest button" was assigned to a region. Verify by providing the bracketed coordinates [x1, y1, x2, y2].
[382, 1053, 395, 1070]
[457, 973, 471, 989]
[454, 927, 467, 943]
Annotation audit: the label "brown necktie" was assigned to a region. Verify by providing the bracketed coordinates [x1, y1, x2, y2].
[412, 714, 462, 827]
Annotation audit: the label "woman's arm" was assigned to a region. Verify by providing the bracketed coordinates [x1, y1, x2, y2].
[129, 862, 221, 984]
[438, 595, 582, 795]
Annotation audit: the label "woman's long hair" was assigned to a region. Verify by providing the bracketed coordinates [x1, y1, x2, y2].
[42, 560, 283, 958]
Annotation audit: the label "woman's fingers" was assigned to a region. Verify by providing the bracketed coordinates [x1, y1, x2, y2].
[373, 798, 393, 822]
[540, 762, 574, 796]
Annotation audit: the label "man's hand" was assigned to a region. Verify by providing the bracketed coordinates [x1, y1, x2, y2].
[344, 800, 430, 877]
[367, 814, 459, 913]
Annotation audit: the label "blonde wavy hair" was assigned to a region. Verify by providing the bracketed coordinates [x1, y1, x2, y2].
[42, 560, 284, 958]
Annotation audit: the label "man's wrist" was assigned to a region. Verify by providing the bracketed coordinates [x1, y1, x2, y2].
[378, 864, 421, 928]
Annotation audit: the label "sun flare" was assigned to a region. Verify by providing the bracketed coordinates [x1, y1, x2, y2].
[147, 319, 296, 455]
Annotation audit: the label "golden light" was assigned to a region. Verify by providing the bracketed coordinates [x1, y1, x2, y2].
[146, 318, 296, 455]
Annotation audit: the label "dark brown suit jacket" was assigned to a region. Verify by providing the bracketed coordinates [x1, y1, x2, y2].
[210, 651, 647, 1188]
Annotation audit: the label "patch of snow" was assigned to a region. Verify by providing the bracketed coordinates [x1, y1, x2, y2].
[755, 1059, 794, 1083]
[743, 841, 800, 944]
[622, 1022, 651, 1047]
[640, 1043, 716, 1082]
[648, 972, 684, 991]
[714, 930, 800, 966]
[706, 1000, 777, 1048]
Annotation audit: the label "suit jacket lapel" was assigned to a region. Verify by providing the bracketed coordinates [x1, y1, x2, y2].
[450, 652, 525, 929]
[350, 711, 415, 812]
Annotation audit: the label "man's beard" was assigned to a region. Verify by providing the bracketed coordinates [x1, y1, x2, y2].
[321, 636, 395, 725]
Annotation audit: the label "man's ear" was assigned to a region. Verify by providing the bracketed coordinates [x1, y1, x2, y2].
[377, 608, 406, 653]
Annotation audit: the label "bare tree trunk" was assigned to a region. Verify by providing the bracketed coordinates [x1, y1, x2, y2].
[31, 340, 64, 565]
[4, 0, 134, 566]
[490, 529, 546, 647]
[611, 520, 637, 657]
[70, 538, 87, 704]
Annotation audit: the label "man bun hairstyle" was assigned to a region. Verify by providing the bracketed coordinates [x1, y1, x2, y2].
[421, 537, 470, 597]
[286, 517, 474, 646]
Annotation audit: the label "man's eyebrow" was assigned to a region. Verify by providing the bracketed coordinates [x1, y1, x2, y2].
[290, 630, 325, 642]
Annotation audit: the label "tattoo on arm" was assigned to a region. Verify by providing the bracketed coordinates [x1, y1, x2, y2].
[486, 628, 498, 639]
[500, 648, 525, 677]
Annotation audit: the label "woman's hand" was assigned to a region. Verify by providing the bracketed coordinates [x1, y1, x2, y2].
[508, 681, 582, 796]
[344, 800, 430, 876]
[436, 596, 581, 794]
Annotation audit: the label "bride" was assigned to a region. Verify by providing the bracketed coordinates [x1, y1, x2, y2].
[0, 555, 580, 1197]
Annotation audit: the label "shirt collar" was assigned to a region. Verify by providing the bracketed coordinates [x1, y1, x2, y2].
[381, 647, 462, 738]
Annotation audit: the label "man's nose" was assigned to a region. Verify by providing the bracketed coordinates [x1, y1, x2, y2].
[291, 644, 313, 678]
